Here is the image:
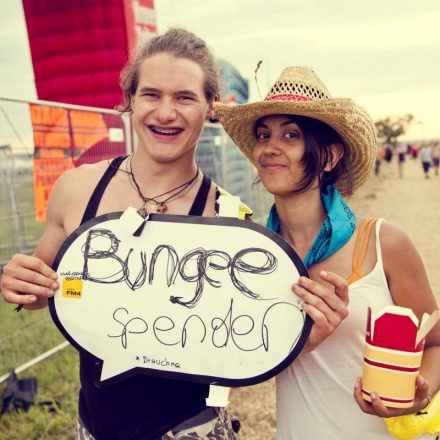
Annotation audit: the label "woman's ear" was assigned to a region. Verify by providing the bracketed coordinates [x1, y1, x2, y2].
[324, 143, 344, 171]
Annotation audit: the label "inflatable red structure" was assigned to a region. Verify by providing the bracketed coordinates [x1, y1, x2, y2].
[22, 0, 157, 110]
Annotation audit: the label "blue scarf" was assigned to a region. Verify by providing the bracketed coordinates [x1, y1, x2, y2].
[266, 185, 355, 268]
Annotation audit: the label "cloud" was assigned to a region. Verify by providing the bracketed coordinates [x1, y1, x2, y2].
[1, 0, 439, 138]
[0, 0, 36, 100]
[153, 0, 440, 138]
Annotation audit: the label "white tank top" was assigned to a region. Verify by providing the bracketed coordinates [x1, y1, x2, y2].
[276, 219, 432, 439]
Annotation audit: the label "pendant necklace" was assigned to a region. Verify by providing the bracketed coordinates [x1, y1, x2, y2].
[129, 157, 200, 218]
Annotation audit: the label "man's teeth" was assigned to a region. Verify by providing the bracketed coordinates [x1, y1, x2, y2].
[151, 127, 181, 135]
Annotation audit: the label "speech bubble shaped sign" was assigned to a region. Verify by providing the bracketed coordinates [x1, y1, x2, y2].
[49, 212, 311, 387]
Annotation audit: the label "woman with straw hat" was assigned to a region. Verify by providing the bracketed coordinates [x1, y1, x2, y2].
[214, 66, 440, 439]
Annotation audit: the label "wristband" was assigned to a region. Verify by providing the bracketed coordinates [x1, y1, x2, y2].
[421, 394, 432, 411]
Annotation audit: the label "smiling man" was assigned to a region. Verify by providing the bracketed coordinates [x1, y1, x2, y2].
[0, 28, 245, 440]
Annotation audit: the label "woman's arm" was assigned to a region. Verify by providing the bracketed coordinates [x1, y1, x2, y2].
[354, 221, 440, 417]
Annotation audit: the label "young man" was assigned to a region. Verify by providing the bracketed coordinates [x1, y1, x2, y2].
[1, 28, 242, 440]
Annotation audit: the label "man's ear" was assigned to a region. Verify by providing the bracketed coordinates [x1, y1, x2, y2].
[206, 103, 214, 121]
[324, 143, 344, 171]
[206, 97, 218, 122]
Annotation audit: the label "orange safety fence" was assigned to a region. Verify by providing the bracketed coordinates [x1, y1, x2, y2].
[30, 104, 127, 222]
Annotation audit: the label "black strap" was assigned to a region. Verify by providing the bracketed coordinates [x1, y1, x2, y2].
[188, 174, 212, 216]
[81, 157, 212, 224]
[80, 156, 126, 225]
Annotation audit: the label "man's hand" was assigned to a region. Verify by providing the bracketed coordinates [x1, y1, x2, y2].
[1, 254, 58, 309]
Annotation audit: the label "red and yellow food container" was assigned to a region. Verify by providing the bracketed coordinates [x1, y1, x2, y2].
[362, 306, 433, 408]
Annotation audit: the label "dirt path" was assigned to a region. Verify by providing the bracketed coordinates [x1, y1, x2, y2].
[230, 157, 440, 439]
[352, 157, 440, 296]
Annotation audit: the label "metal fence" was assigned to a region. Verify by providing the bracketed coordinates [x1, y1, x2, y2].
[195, 123, 272, 223]
[0, 97, 271, 267]
[0, 97, 132, 265]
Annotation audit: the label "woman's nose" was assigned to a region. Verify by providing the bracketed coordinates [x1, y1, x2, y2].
[263, 137, 281, 155]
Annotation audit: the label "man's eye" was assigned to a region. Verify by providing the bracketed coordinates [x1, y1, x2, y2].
[142, 92, 158, 99]
[178, 95, 193, 101]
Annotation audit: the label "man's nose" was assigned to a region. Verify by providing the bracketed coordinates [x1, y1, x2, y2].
[155, 98, 177, 123]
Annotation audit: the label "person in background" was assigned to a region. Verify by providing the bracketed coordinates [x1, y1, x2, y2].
[375, 144, 385, 178]
[384, 145, 393, 163]
[411, 143, 419, 159]
[396, 142, 407, 178]
[215, 66, 440, 439]
[431, 142, 440, 176]
[420, 143, 433, 179]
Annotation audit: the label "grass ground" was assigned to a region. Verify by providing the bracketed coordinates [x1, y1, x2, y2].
[0, 304, 78, 439]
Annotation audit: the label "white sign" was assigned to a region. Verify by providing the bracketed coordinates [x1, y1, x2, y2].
[108, 128, 124, 142]
[49, 212, 311, 387]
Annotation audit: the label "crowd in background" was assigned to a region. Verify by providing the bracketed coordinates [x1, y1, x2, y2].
[375, 141, 440, 179]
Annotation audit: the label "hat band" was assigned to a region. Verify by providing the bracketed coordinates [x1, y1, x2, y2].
[266, 94, 313, 102]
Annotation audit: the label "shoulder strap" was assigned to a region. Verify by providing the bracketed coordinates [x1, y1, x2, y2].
[80, 156, 126, 225]
[188, 174, 212, 216]
[347, 217, 377, 284]
[374, 218, 385, 264]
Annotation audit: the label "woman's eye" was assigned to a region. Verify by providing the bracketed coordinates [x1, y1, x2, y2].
[256, 132, 269, 140]
[284, 132, 299, 139]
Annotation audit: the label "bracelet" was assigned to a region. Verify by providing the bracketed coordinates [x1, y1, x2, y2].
[422, 394, 432, 410]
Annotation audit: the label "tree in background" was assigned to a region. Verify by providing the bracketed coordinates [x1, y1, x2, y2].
[375, 114, 414, 147]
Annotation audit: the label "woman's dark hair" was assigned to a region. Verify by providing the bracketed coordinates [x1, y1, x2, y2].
[119, 28, 220, 113]
[255, 114, 354, 195]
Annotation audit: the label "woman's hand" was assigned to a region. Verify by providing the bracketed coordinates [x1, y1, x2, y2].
[353, 375, 431, 417]
[293, 270, 349, 352]
[0, 254, 58, 309]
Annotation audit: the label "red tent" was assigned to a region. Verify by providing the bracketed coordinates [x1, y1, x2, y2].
[22, 0, 157, 110]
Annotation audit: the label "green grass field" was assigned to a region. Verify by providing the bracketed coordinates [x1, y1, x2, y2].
[0, 304, 79, 439]
[0, 163, 79, 438]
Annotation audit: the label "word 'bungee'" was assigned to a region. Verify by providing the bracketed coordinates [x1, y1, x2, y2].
[82, 228, 278, 308]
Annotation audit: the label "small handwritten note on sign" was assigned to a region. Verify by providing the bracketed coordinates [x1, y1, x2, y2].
[49, 212, 311, 387]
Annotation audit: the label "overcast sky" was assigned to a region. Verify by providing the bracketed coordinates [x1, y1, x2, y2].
[1, 0, 439, 140]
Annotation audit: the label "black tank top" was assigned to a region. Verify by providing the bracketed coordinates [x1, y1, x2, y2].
[78, 156, 211, 440]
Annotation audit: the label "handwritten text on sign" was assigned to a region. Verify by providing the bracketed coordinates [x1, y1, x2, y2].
[49, 212, 310, 387]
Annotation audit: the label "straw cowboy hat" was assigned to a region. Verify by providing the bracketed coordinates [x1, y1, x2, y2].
[214, 66, 377, 196]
